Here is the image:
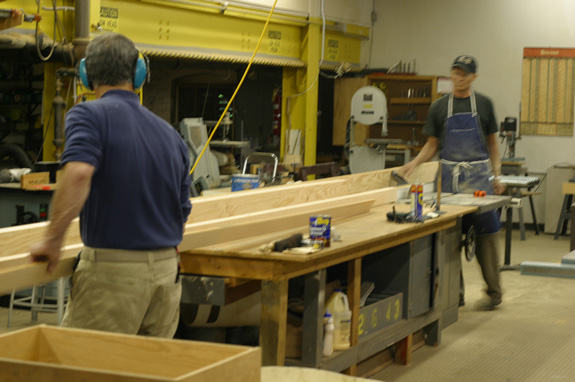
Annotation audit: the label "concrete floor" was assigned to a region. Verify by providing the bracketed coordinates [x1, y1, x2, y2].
[372, 229, 575, 382]
[1, 229, 573, 382]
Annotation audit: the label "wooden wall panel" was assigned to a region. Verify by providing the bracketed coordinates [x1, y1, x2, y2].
[521, 48, 575, 136]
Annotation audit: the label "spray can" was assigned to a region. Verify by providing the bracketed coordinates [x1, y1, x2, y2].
[410, 183, 423, 219]
[416, 183, 423, 219]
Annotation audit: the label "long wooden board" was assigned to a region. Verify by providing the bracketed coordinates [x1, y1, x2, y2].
[0, 223, 82, 259]
[0, 195, 376, 293]
[180, 199, 375, 252]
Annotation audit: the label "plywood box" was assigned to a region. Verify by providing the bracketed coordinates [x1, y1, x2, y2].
[0, 325, 261, 382]
[20, 172, 50, 190]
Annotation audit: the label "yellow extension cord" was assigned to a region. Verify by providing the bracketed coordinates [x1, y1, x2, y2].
[189, 0, 279, 176]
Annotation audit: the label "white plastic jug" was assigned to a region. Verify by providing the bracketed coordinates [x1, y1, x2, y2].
[325, 289, 351, 350]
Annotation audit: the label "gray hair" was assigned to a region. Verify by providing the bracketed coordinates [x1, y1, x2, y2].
[85, 33, 139, 88]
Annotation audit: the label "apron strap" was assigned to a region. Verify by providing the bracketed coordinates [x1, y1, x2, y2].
[447, 91, 477, 118]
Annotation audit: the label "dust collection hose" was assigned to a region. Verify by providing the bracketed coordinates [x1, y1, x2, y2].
[189, 0, 279, 176]
[0, 143, 33, 168]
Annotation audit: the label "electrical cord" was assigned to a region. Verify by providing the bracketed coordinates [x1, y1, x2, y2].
[35, 0, 57, 61]
[530, 172, 546, 193]
[200, 82, 211, 120]
[189, 0, 280, 176]
[318, 0, 349, 80]
[367, 0, 375, 69]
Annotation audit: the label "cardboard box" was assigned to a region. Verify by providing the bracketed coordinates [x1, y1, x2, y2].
[0, 325, 261, 382]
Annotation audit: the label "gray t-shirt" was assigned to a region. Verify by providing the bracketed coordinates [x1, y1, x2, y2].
[423, 92, 498, 149]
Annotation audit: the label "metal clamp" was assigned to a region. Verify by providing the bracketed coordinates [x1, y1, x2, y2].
[242, 152, 278, 180]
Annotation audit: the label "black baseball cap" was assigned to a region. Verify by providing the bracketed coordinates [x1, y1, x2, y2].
[451, 55, 477, 74]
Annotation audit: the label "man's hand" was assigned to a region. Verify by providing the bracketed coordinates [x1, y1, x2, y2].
[398, 161, 416, 179]
[493, 179, 506, 195]
[28, 161, 94, 274]
[29, 240, 62, 274]
[398, 137, 439, 180]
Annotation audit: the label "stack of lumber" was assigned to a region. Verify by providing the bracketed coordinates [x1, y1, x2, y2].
[0, 163, 438, 293]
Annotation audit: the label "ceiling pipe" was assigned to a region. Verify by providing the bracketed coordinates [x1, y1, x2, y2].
[0, 32, 73, 64]
[73, 0, 90, 62]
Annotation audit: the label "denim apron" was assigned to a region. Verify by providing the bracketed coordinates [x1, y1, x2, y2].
[440, 92, 500, 234]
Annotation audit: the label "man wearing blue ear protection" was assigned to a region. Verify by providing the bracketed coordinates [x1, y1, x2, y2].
[29, 33, 192, 337]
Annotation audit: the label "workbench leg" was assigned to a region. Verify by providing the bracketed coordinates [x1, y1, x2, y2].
[504, 207, 513, 266]
[301, 270, 326, 367]
[516, 189, 526, 241]
[528, 195, 540, 235]
[395, 334, 413, 365]
[554, 195, 572, 239]
[260, 279, 289, 366]
[571, 203, 575, 252]
[344, 258, 362, 376]
[423, 319, 441, 346]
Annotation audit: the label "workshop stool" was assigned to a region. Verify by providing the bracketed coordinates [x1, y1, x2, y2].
[7, 277, 68, 328]
[554, 180, 575, 240]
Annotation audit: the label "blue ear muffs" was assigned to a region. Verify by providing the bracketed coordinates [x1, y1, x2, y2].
[78, 58, 92, 90]
[133, 56, 148, 90]
[78, 55, 148, 91]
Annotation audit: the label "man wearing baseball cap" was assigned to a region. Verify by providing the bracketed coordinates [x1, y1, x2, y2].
[400, 55, 505, 311]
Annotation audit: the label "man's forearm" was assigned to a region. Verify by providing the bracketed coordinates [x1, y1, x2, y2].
[487, 134, 501, 177]
[45, 162, 94, 245]
[413, 137, 439, 166]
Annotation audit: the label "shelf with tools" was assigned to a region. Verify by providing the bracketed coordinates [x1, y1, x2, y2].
[333, 74, 440, 150]
[369, 75, 439, 145]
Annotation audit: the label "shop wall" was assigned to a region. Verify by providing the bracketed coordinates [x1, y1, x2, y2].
[371, 0, 575, 226]
[371, 0, 575, 173]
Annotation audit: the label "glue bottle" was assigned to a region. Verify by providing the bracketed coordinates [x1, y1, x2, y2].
[325, 289, 351, 350]
[323, 313, 334, 357]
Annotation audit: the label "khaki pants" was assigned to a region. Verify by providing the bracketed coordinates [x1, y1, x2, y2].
[62, 247, 181, 338]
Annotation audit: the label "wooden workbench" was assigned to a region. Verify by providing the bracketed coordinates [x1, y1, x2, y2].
[179, 202, 476, 371]
[0, 162, 474, 374]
